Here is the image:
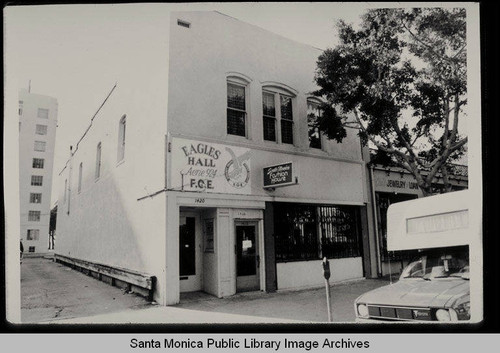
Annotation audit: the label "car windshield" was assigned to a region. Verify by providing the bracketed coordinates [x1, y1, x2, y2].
[400, 250, 469, 280]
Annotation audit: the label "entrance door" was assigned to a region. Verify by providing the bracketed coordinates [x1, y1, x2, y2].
[179, 213, 202, 292]
[236, 222, 260, 292]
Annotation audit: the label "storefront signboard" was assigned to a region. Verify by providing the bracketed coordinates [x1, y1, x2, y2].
[263, 162, 295, 188]
[170, 137, 251, 195]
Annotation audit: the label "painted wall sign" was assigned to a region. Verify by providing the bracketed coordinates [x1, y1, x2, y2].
[171, 137, 251, 195]
[263, 162, 295, 188]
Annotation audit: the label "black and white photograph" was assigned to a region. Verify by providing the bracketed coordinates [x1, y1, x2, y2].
[3, 1, 488, 340]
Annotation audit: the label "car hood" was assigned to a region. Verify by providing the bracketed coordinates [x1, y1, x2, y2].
[357, 278, 469, 308]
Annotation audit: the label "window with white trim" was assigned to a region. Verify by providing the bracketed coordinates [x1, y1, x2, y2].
[31, 175, 43, 186]
[262, 87, 295, 144]
[95, 142, 102, 180]
[27, 229, 40, 240]
[227, 81, 247, 137]
[34, 141, 46, 152]
[307, 99, 323, 149]
[117, 115, 126, 162]
[37, 108, 49, 119]
[35, 124, 48, 135]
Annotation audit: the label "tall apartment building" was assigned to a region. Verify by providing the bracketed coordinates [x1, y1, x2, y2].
[56, 11, 377, 305]
[19, 89, 58, 255]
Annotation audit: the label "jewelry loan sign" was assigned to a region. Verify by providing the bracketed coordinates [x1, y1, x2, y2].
[170, 137, 252, 195]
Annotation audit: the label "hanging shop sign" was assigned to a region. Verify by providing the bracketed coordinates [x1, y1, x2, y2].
[171, 137, 251, 195]
[263, 162, 295, 188]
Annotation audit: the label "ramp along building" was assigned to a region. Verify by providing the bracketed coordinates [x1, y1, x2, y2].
[55, 11, 377, 306]
[19, 89, 58, 255]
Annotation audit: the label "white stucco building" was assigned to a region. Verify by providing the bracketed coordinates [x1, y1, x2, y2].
[19, 89, 58, 255]
[55, 11, 377, 306]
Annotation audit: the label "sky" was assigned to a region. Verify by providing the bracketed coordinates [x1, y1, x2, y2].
[4, 2, 475, 205]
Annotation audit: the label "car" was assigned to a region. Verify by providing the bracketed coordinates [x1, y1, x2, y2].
[354, 246, 470, 322]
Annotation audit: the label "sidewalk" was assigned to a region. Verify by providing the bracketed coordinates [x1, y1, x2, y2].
[21, 257, 390, 324]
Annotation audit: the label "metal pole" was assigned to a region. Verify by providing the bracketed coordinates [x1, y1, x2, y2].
[325, 277, 332, 322]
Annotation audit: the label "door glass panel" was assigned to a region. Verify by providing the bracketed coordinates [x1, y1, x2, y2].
[179, 217, 196, 276]
[236, 225, 256, 276]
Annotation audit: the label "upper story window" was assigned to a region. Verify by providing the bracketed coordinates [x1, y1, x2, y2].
[37, 108, 49, 119]
[28, 211, 41, 222]
[227, 81, 247, 137]
[27, 229, 40, 241]
[78, 162, 83, 193]
[31, 175, 43, 186]
[95, 142, 102, 180]
[307, 99, 323, 149]
[262, 85, 296, 145]
[32, 158, 44, 169]
[30, 193, 42, 204]
[117, 115, 126, 162]
[35, 124, 48, 135]
[34, 141, 46, 152]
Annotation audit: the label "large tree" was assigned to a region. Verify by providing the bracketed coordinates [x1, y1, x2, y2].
[313, 8, 467, 196]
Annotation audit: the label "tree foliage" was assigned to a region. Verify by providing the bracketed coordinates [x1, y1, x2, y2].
[314, 8, 467, 195]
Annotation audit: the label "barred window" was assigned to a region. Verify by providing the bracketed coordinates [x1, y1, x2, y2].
[29, 246, 36, 252]
[274, 203, 362, 262]
[30, 193, 42, 204]
[36, 124, 48, 135]
[262, 91, 276, 141]
[34, 141, 46, 152]
[28, 211, 41, 222]
[318, 206, 361, 258]
[227, 82, 247, 137]
[31, 175, 43, 186]
[37, 108, 49, 119]
[33, 158, 44, 168]
[307, 100, 322, 149]
[27, 229, 40, 240]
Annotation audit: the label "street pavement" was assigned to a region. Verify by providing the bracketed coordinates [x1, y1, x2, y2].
[21, 257, 390, 324]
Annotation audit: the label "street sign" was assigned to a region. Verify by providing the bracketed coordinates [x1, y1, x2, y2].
[263, 162, 295, 188]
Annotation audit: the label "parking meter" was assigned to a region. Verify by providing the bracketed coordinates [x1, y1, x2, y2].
[322, 257, 331, 280]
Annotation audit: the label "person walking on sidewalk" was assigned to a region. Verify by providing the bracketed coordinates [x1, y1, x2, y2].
[20, 240, 24, 263]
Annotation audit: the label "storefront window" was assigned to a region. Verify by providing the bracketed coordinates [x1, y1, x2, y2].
[274, 203, 362, 262]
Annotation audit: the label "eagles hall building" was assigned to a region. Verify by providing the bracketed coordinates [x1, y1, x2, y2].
[55, 10, 376, 306]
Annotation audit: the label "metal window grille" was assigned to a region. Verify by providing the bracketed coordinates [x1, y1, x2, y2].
[31, 175, 43, 186]
[319, 206, 361, 258]
[35, 124, 48, 135]
[37, 108, 49, 119]
[262, 91, 276, 141]
[28, 211, 41, 222]
[227, 83, 246, 136]
[33, 158, 44, 168]
[30, 193, 42, 204]
[274, 203, 363, 262]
